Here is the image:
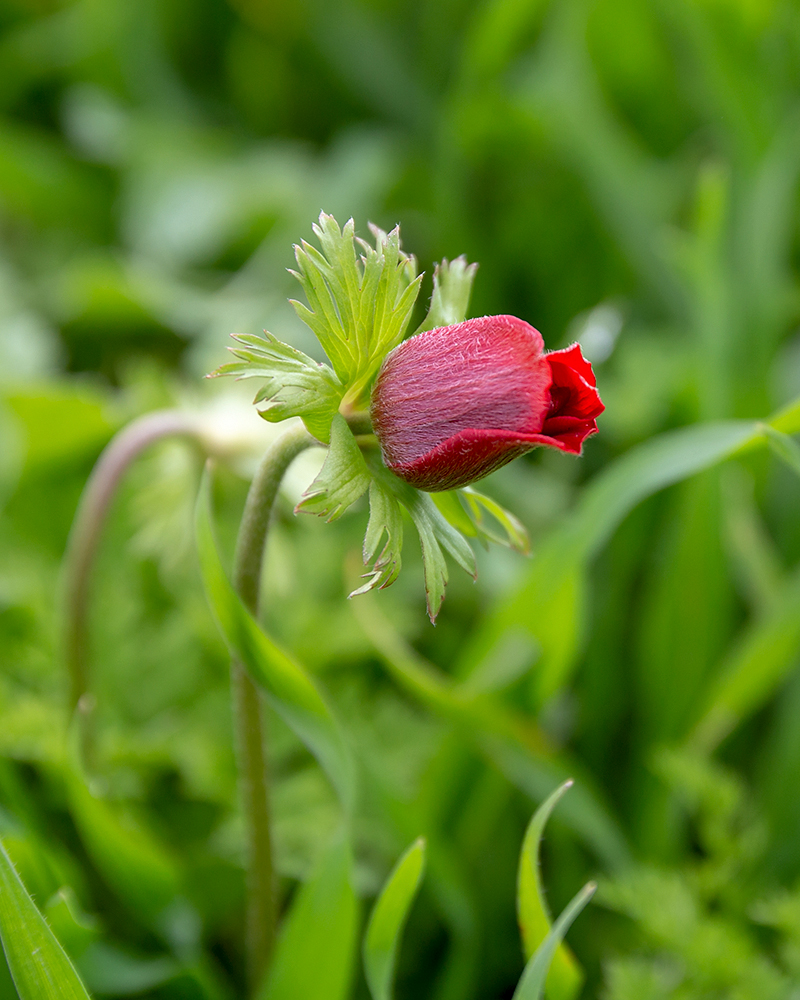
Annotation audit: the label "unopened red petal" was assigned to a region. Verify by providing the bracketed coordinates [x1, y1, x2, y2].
[372, 315, 551, 473]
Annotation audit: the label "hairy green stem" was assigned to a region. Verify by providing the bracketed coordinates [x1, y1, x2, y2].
[231, 422, 314, 993]
[62, 410, 203, 718]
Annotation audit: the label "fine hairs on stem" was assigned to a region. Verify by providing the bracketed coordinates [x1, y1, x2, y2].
[229, 422, 314, 990]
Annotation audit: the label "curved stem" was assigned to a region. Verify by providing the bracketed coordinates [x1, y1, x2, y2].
[62, 410, 203, 716]
[230, 422, 315, 993]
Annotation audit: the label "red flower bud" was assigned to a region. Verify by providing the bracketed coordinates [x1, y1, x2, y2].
[370, 315, 604, 492]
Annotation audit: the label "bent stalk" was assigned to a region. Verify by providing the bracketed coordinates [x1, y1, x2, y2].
[62, 410, 203, 718]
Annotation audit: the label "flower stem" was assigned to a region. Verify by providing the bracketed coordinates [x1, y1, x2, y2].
[230, 422, 314, 993]
[62, 410, 203, 722]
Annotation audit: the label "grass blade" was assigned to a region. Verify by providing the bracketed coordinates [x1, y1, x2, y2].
[364, 838, 426, 1000]
[517, 782, 583, 1000]
[512, 883, 596, 1000]
[0, 838, 92, 1000]
[258, 833, 358, 1000]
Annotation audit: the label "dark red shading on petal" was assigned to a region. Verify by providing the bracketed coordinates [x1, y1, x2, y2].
[389, 428, 544, 492]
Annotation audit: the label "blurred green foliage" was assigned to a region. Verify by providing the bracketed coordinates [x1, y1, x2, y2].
[2, 0, 800, 996]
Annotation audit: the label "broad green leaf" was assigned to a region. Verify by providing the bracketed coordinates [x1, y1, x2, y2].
[208, 332, 343, 443]
[763, 424, 800, 478]
[258, 833, 358, 1000]
[413, 256, 478, 334]
[350, 479, 404, 595]
[364, 838, 426, 1000]
[0, 838, 91, 1000]
[295, 414, 371, 520]
[517, 782, 583, 1000]
[459, 409, 800, 707]
[512, 883, 596, 1000]
[196, 469, 356, 810]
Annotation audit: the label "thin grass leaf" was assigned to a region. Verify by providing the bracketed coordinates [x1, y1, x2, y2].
[512, 883, 597, 1000]
[0, 838, 92, 1000]
[517, 782, 584, 1000]
[364, 838, 426, 1000]
[195, 468, 356, 810]
[258, 833, 357, 1000]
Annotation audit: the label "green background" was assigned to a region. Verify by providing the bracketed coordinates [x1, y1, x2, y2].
[2, 0, 800, 996]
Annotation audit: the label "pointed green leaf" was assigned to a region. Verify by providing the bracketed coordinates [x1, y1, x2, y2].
[258, 834, 358, 1000]
[196, 469, 355, 810]
[0, 838, 92, 1000]
[512, 884, 596, 1000]
[517, 782, 584, 1000]
[414, 256, 478, 334]
[364, 838, 426, 1000]
[314, 216, 361, 348]
[398, 486, 476, 622]
[296, 414, 371, 521]
[350, 479, 404, 596]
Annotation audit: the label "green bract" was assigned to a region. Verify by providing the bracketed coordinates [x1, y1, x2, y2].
[290, 214, 422, 410]
[209, 332, 344, 444]
[209, 213, 529, 620]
